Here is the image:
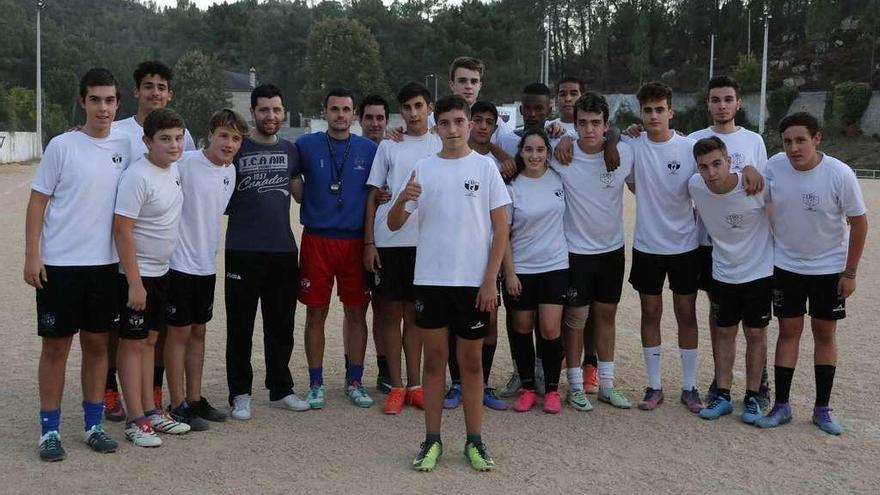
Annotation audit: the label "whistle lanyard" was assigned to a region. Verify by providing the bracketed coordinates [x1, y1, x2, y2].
[325, 133, 352, 184]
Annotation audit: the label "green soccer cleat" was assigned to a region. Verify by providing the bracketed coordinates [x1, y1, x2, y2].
[464, 441, 496, 472]
[412, 440, 442, 472]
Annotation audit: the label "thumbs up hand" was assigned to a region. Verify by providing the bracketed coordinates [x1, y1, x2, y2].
[403, 170, 421, 201]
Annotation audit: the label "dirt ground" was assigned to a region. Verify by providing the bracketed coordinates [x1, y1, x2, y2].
[1, 162, 878, 494]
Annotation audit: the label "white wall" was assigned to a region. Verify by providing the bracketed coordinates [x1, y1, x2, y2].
[0, 132, 41, 164]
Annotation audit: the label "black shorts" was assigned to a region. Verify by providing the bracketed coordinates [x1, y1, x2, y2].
[368, 247, 416, 302]
[567, 248, 625, 306]
[710, 277, 772, 328]
[36, 264, 119, 337]
[118, 273, 170, 340]
[772, 267, 846, 321]
[413, 285, 489, 340]
[697, 245, 714, 292]
[166, 270, 216, 327]
[628, 248, 700, 296]
[503, 269, 568, 310]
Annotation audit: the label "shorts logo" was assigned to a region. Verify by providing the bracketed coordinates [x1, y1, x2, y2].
[772, 288, 784, 306]
[802, 193, 820, 211]
[373, 271, 382, 287]
[226, 272, 242, 280]
[166, 304, 177, 317]
[128, 314, 144, 331]
[566, 287, 579, 300]
[667, 160, 681, 174]
[554, 188, 565, 198]
[832, 303, 845, 312]
[300, 278, 311, 291]
[599, 171, 615, 188]
[207, 303, 214, 312]
[414, 300, 424, 314]
[725, 213, 744, 229]
[464, 179, 480, 196]
[469, 321, 486, 330]
[40, 314, 56, 328]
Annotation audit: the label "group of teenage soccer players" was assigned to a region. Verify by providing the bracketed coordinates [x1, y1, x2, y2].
[25, 55, 868, 473]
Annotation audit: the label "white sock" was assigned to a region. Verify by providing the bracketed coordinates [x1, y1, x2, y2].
[643, 346, 662, 390]
[566, 367, 583, 391]
[598, 360, 615, 391]
[680, 348, 698, 391]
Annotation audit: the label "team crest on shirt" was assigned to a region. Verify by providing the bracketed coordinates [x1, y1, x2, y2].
[554, 188, 565, 198]
[725, 213, 744, 229]
[667, 161, 681, 175]
[111, 153, 124, 168]
[599, 171, 615, 188]
[802, 193, 820, 211]
[175, 175, 181, 187]
[730, 152, 745, 172]
[40, 314, 56, 329]
[354, 159, 366, 171]
[464, 179, 480, 196]
[128, 314, 144, 331]
[223, 177, 230, 191]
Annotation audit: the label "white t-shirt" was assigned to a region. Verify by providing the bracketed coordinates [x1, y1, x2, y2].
[688, 126, 769, 245]
[551, 141, 634, 255]
[765, 153, 867, 275]
[115, 156, 184, 277]
[113, 116, 197, 158]
[547, 118, 576, 136]
[31, 131, 131, 266]
[169, 151, 236, 275]
[366, 132, 442, 247]
[506, 169, 568, 274]
[403, 151, 511, 287]
[624, 132, 699, 254]
[688, 174, 773, 283]
[428, 111, 512, 145]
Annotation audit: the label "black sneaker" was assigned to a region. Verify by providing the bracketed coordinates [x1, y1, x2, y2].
[84, 424, 118, 453]
[170, 402, 210, 431]
[39, 431, 66, 462]
[705, 379, 719, 404]
[376, 375, 392, 394]
[191, 396, 228, 423]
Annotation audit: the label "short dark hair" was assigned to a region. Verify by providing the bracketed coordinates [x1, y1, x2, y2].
[434, 95, 470, 120]
[707, 75, 740, 98]
[779, 111, 820, 136]
[324, 87, 355, 109]
[358, 94, 389, 118]
[133, 61, 173, 89]
[692, 136, 728, 161]
[79, 68, 120, 99]
[209, 108, 249, 136]
[573, 92, 609, 123]
[512, 129, 552, 182]
[251, 84, 285, 109]
[523, 82, 552, 98]
[637, 81, 673, 107]
[449, 56, 484, 82]
[470, 100, 498, 122]
[143, 108, 185, 139]
[557, 76, 585, 93]
[397, 82, 432, 105]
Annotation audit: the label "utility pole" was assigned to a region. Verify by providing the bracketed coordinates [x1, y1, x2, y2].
[544, 17, 550, 86]
[709, 34, 715, 79]
[758, 6, 772, 134]
[36, 0, 44, 155]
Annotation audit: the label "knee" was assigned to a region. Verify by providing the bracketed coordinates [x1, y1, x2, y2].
[41, 338, 71, 362]
[423, 348, 447, 372]
[744, 328, 766, 344]
[190, 326, 207, 342]
[564, 306, 588, 329]
[458, 351, 482, 376]
[812, 328, 836, 346]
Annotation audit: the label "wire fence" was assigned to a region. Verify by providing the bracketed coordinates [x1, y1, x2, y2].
[854, 169, 880, 179]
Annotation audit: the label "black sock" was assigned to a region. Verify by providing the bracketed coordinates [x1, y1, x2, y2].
[481, 344, 496, 385]
[540, 336, 564, 392]
[774, 366, 795, 403]
[814, 364, 836, 407]
[153, 366, 164, 389]
[760, 365, 770, 390]
[708, 378, 718, 392]
[376, 355, 389, 379]
[534, 328, 545, 357]
[466, 433, 482, 445]
[716, 388, 731, 401]
[745, 389, 758, 400]
[448, 333, 460, 384]
[582, 353, 598, 367]
[511, 332, 535, 389]
[426, 432, 441, 444]
[344, 354, 350, 381]
[106, 367, 118, 391]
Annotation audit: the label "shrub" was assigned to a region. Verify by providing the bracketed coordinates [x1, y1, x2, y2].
[767, 86, 798, 132]
[830, 81, 872, 135]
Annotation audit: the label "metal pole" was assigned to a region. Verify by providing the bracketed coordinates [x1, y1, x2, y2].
[36, 1, 44, 155]
[759, 9, 771, 134]
[747, 8, 751, 59]
[709, 34, 715, 79]
[433, 74, 437, 100]
[544, 17, 550, 85]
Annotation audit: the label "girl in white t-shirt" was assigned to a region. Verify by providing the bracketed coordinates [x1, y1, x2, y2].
[501, 130, 568, 414]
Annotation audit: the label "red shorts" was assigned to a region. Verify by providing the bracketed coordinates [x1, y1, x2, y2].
[298, 232, 370, 307]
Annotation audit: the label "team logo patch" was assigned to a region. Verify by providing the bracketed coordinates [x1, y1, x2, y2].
[772, 288, 784, 306]
[128, 314, 145, 331]
[464, 179, 480, 196]
[802, 193, 820, 211]
[667, 161, 681, 174]
[223, 177, 230, 191]
[600, 171, 615, 188]
[725, 213, 744, 229]
[40, 314, 56, 329]
[166, 304, 177, 317]
[226, 272, 242, 280]
[469, 321, 486, 330]
[414, 300, 424, 314]
[354, 159, 366, 171]
[554, 188, 565, 198]
[730, 152, 746, 171]
[111, 153, 124, 166]
[566, 287, 579, 300]
[175, 175, 181, 186]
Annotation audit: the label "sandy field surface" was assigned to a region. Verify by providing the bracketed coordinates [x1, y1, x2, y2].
[1, 162, 878, 494]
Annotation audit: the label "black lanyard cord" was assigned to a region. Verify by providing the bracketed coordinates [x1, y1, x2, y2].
[325, 133, 352, 183]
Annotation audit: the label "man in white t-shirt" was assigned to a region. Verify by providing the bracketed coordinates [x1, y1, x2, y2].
[688, 75, 770, 407]
[164, 110, 248, 430]
[113, 109, 189, 448]
[755, 112, 868, 436]
[546, 76, 582, 136]
[623, 81, 703, 413]
[688, 137, 773, 424]
[388, 96, 510, 472]
[364, 82, 441, 415]
[551, 92, 635, 411]
[26, 68, 130, 461]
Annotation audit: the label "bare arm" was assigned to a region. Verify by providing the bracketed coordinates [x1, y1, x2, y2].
[363, 187, 382, 272]
[23, 190, 50, 288]
[291, 175, 303, 204]
[388, 170, 419, 231]
[113, 214, 147, 311]
[489, 143, 516, 178]
[501, 235, 521, 296]
[838, 214, 868, 299]
[476, 206, 509, 311]
[741, 165, 764, 195]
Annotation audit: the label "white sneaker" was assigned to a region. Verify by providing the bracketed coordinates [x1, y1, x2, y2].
[125, 421, 162, 448]
[269, 393, 310, 412]
[148, 411, 191, 435]
[498, 371, 522, 398]
[231, 394, 252, 420]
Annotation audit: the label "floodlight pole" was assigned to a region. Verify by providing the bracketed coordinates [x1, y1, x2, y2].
[36, 0, 44, 155]
[759, 8, 771, 134]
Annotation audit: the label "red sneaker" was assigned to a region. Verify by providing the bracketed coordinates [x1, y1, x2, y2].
[383, 388, 405, 415]
[583, 364, 599, 394]
[104, 389, 125, 422]
[404, 386, 425, 409]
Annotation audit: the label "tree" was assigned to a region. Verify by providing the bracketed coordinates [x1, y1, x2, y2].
[302, 18, 391, 113]
[171, 50, 230, 145]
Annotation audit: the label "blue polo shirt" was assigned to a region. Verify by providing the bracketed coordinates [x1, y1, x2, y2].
[296, 131, 377, 238]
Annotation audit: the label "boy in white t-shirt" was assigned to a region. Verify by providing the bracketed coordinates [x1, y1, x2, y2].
[388, 96, 510, 472]
[164, 110, 249, 430]
[688, 137, 773, 424]
[364, 82, 441, 415]
[113, 108, 189, 447]
[624, 81, 703, 413]
[26, 68, 130, 461]
[755, 112, 868, 435]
